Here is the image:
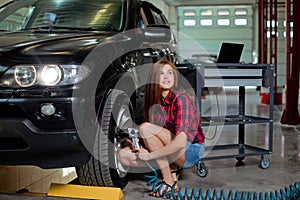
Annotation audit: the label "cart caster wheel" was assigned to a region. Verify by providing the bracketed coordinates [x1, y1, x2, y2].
[235, 156, 245, 162]
[197, 161, 208, 177]
[235, 160, 245, 167]
[260, 155, 270, 169]
[235, 156, 245, 167]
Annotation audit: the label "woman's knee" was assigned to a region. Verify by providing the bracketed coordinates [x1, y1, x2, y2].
[139, 122, 152, 138]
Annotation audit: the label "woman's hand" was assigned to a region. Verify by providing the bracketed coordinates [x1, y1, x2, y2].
[126, 138, 140, 153]
[136, 147, 153, 161]
[126, 139, 152, 160]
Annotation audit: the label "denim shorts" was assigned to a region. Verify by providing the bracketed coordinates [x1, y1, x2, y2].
[183, 142, 205, 169]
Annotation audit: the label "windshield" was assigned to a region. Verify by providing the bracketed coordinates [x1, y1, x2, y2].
[0, 0, 126, 32]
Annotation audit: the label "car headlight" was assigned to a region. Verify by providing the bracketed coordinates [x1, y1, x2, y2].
[40, 65, 62, 86]
[0, 64, 90, 88]
[14, 65, 37, 87]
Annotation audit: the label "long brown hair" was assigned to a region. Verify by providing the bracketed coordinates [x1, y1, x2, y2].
[144, 60, 178, 122]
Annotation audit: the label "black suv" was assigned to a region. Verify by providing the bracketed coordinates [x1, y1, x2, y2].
[0, 0, 177, 188]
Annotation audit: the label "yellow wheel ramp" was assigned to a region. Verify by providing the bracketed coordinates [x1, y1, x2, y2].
[47, 183, 124, 200]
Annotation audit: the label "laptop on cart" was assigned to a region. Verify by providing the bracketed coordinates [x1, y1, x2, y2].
[216, 42, 244, 63]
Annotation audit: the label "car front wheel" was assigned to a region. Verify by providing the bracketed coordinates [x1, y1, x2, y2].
[76, 89, 134, 188]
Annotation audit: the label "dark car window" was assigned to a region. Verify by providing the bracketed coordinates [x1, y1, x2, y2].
[141, 1, 168, 26]
[150, 8, 168, 25]
[0, 0, 126, 32]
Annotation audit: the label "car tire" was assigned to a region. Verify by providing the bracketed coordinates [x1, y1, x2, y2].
[76, 89, 134, 188]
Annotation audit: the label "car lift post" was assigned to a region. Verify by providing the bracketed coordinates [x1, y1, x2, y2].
[259, 0, 284, 105]
[281, 0, 300, 125]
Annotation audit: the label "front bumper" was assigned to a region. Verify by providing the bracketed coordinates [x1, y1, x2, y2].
[0, 118, 90, 168]
[0, 82, 102, 168]
[0, 87, 94, 168]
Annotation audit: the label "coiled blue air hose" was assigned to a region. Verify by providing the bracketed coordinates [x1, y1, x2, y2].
[144, 162, 300, 200]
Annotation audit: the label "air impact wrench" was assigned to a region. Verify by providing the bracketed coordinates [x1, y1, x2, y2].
[128, 127, 140, 152]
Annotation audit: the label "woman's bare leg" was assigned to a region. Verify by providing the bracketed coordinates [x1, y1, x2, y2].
[139, 122, 177, 185]
[139, 122, 185, 166]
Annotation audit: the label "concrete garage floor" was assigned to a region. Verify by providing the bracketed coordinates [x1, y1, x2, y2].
[0, 88, 299, 200]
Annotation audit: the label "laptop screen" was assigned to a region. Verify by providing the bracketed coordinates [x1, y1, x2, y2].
[216, 42, 244, 63]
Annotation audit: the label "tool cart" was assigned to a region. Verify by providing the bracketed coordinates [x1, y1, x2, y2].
[176, 63, 274, 177]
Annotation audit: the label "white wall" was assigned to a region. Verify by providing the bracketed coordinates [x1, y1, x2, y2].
[177, 5, 254, 63]
[161, 1, 287, 87]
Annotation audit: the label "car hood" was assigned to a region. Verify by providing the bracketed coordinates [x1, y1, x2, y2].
[0, 30, 113, 56]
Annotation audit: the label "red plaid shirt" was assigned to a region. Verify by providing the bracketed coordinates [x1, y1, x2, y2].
[151, 91, 205, 144]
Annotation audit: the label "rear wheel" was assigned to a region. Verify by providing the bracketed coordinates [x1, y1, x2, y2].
[76, 89, 133, 188]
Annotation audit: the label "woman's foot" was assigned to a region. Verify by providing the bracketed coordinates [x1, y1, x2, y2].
[149, 180, 178, 198]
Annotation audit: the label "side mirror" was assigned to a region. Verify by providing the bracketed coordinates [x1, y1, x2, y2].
[143, 24, 172, 43]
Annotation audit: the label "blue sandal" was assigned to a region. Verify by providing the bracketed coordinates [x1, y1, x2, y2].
[149, 180, 178, 198]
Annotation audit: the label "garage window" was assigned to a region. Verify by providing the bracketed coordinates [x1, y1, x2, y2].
[200, 19, 213, 26]
[184, 19, 196, 26]
[283, 20, 293, 28]
[200, 9, 212, 16]
[235, 9, 247, 16]
[267, 31, 278, 38]
[283, 31, 293, 38]
[235, 18, 247, 26]
[217, 19, 230, 26]
[217, 9, 230, 16]
[184, 10, 196, 16]
[267, 20, 278, 27]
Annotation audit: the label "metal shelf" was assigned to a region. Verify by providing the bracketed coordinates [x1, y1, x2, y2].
[177, 63, 274, 169]
[203, 144, 270, 161]
[201, 115, 272, 126]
